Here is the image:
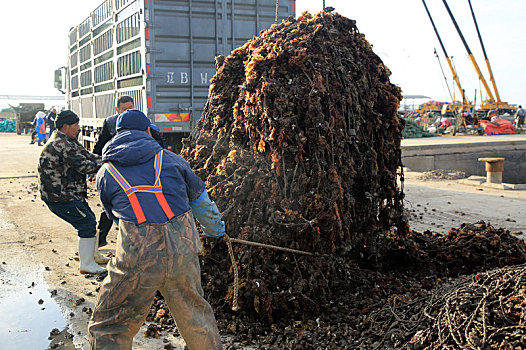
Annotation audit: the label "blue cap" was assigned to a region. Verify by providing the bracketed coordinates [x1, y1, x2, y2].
[116, 109, 151, 131]
[150, 124, 160, 132]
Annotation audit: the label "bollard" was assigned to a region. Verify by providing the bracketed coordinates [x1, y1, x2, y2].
[478, 158, 504, 184]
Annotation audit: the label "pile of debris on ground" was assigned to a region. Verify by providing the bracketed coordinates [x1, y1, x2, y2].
[144, 221, 526, 348]
[263, 222, 526, 349]
[408, 264, 526, 349]
[181, 10, 407, 323]
[420, 169, 467, 180]
[377, 221, 526, 280]
[356, 264, 526, 350]
[142, 10, 526, 349]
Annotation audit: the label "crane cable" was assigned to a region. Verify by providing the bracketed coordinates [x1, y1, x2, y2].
[434, 48, 454, 102]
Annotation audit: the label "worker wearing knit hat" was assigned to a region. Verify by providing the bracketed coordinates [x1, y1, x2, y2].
[39, 109, 106, 275]
[116, 109, 151, 131]
[54, 110, 80, 129]
[90, 107, 223, 349]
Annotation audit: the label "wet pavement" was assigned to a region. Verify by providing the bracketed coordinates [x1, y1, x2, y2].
[0, 206, 74, 350]
[0, 264, 73, 349]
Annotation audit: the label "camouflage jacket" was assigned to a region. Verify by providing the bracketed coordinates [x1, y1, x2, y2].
[38, 130, 102, 202]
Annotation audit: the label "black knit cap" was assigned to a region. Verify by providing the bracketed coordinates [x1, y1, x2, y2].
[55, 110, 79, 129]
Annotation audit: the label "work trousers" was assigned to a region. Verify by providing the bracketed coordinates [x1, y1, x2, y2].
[30, 129, 37, 143]
[45, 200, 97, 238]
[88, 212, 222, 350]
[97, 210, 113, 245]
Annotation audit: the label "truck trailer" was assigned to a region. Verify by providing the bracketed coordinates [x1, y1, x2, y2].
[55, 0, 295, 150]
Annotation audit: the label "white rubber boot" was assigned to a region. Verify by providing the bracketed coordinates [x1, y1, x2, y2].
[94, 231, 110, 264]
[79, 237, 106, 274]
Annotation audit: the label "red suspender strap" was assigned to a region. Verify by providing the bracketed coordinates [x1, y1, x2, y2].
[154, 150, 176, 220]
[155, 192, 175, 220]
[128, 193, 147, 224]
[106, 151, 177, 224]
[106, 162, 148, 225]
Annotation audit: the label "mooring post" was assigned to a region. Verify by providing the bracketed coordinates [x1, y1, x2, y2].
[478, 157, 504, 184]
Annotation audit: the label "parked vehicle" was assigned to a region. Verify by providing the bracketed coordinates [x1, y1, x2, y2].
[55, 0, 295, 150]
[8, 103, 45, 135]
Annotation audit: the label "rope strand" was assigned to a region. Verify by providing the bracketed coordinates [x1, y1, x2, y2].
[224, 234, 239, 311]
[223, 234, 327, 312]
[228, 236, 320, 256]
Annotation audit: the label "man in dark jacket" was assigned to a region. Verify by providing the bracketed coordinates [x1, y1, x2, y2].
[93, 96, 134, 155]
[516, 105, 525, 128]
[46, 108, 57, 137]
[88, 109, 223, 349]
[38, 110, 107, 274]
[93, 96, 134, 247]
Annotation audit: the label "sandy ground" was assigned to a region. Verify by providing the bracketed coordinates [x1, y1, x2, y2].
[0, 133, 525, 349]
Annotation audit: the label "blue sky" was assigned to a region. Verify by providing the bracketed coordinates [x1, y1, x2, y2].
[0, 0, 524, 108]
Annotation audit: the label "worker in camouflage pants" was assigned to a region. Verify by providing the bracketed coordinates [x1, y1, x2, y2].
[88, 110, 223, 349]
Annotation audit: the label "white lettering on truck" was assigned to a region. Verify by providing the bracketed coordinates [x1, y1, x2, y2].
[166, 72, 175, 84]
[181, 72, 189, 84]
[200, 73, 208, 84]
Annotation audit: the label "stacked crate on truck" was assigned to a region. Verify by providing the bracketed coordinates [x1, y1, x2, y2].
[58, 0, 295, 150]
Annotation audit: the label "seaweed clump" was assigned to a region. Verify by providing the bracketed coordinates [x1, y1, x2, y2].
[181, 11, 407, 324]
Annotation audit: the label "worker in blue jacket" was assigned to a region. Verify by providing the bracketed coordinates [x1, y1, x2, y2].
[88, 109, 223, 349]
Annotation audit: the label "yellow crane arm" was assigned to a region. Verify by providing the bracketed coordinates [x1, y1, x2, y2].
[422, 0, 467, 103]
[466, 53, 495, 103]
[445, 57, 467, 104]
[485, 58, 500, 103]
[442, 0, 495, 103]
[468, 0, 501, 102]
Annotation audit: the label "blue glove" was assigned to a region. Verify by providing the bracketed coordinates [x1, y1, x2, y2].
[189, 190, 225, 238]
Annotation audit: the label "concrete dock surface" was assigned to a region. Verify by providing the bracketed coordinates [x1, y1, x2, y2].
[402, 134, 526, 184]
